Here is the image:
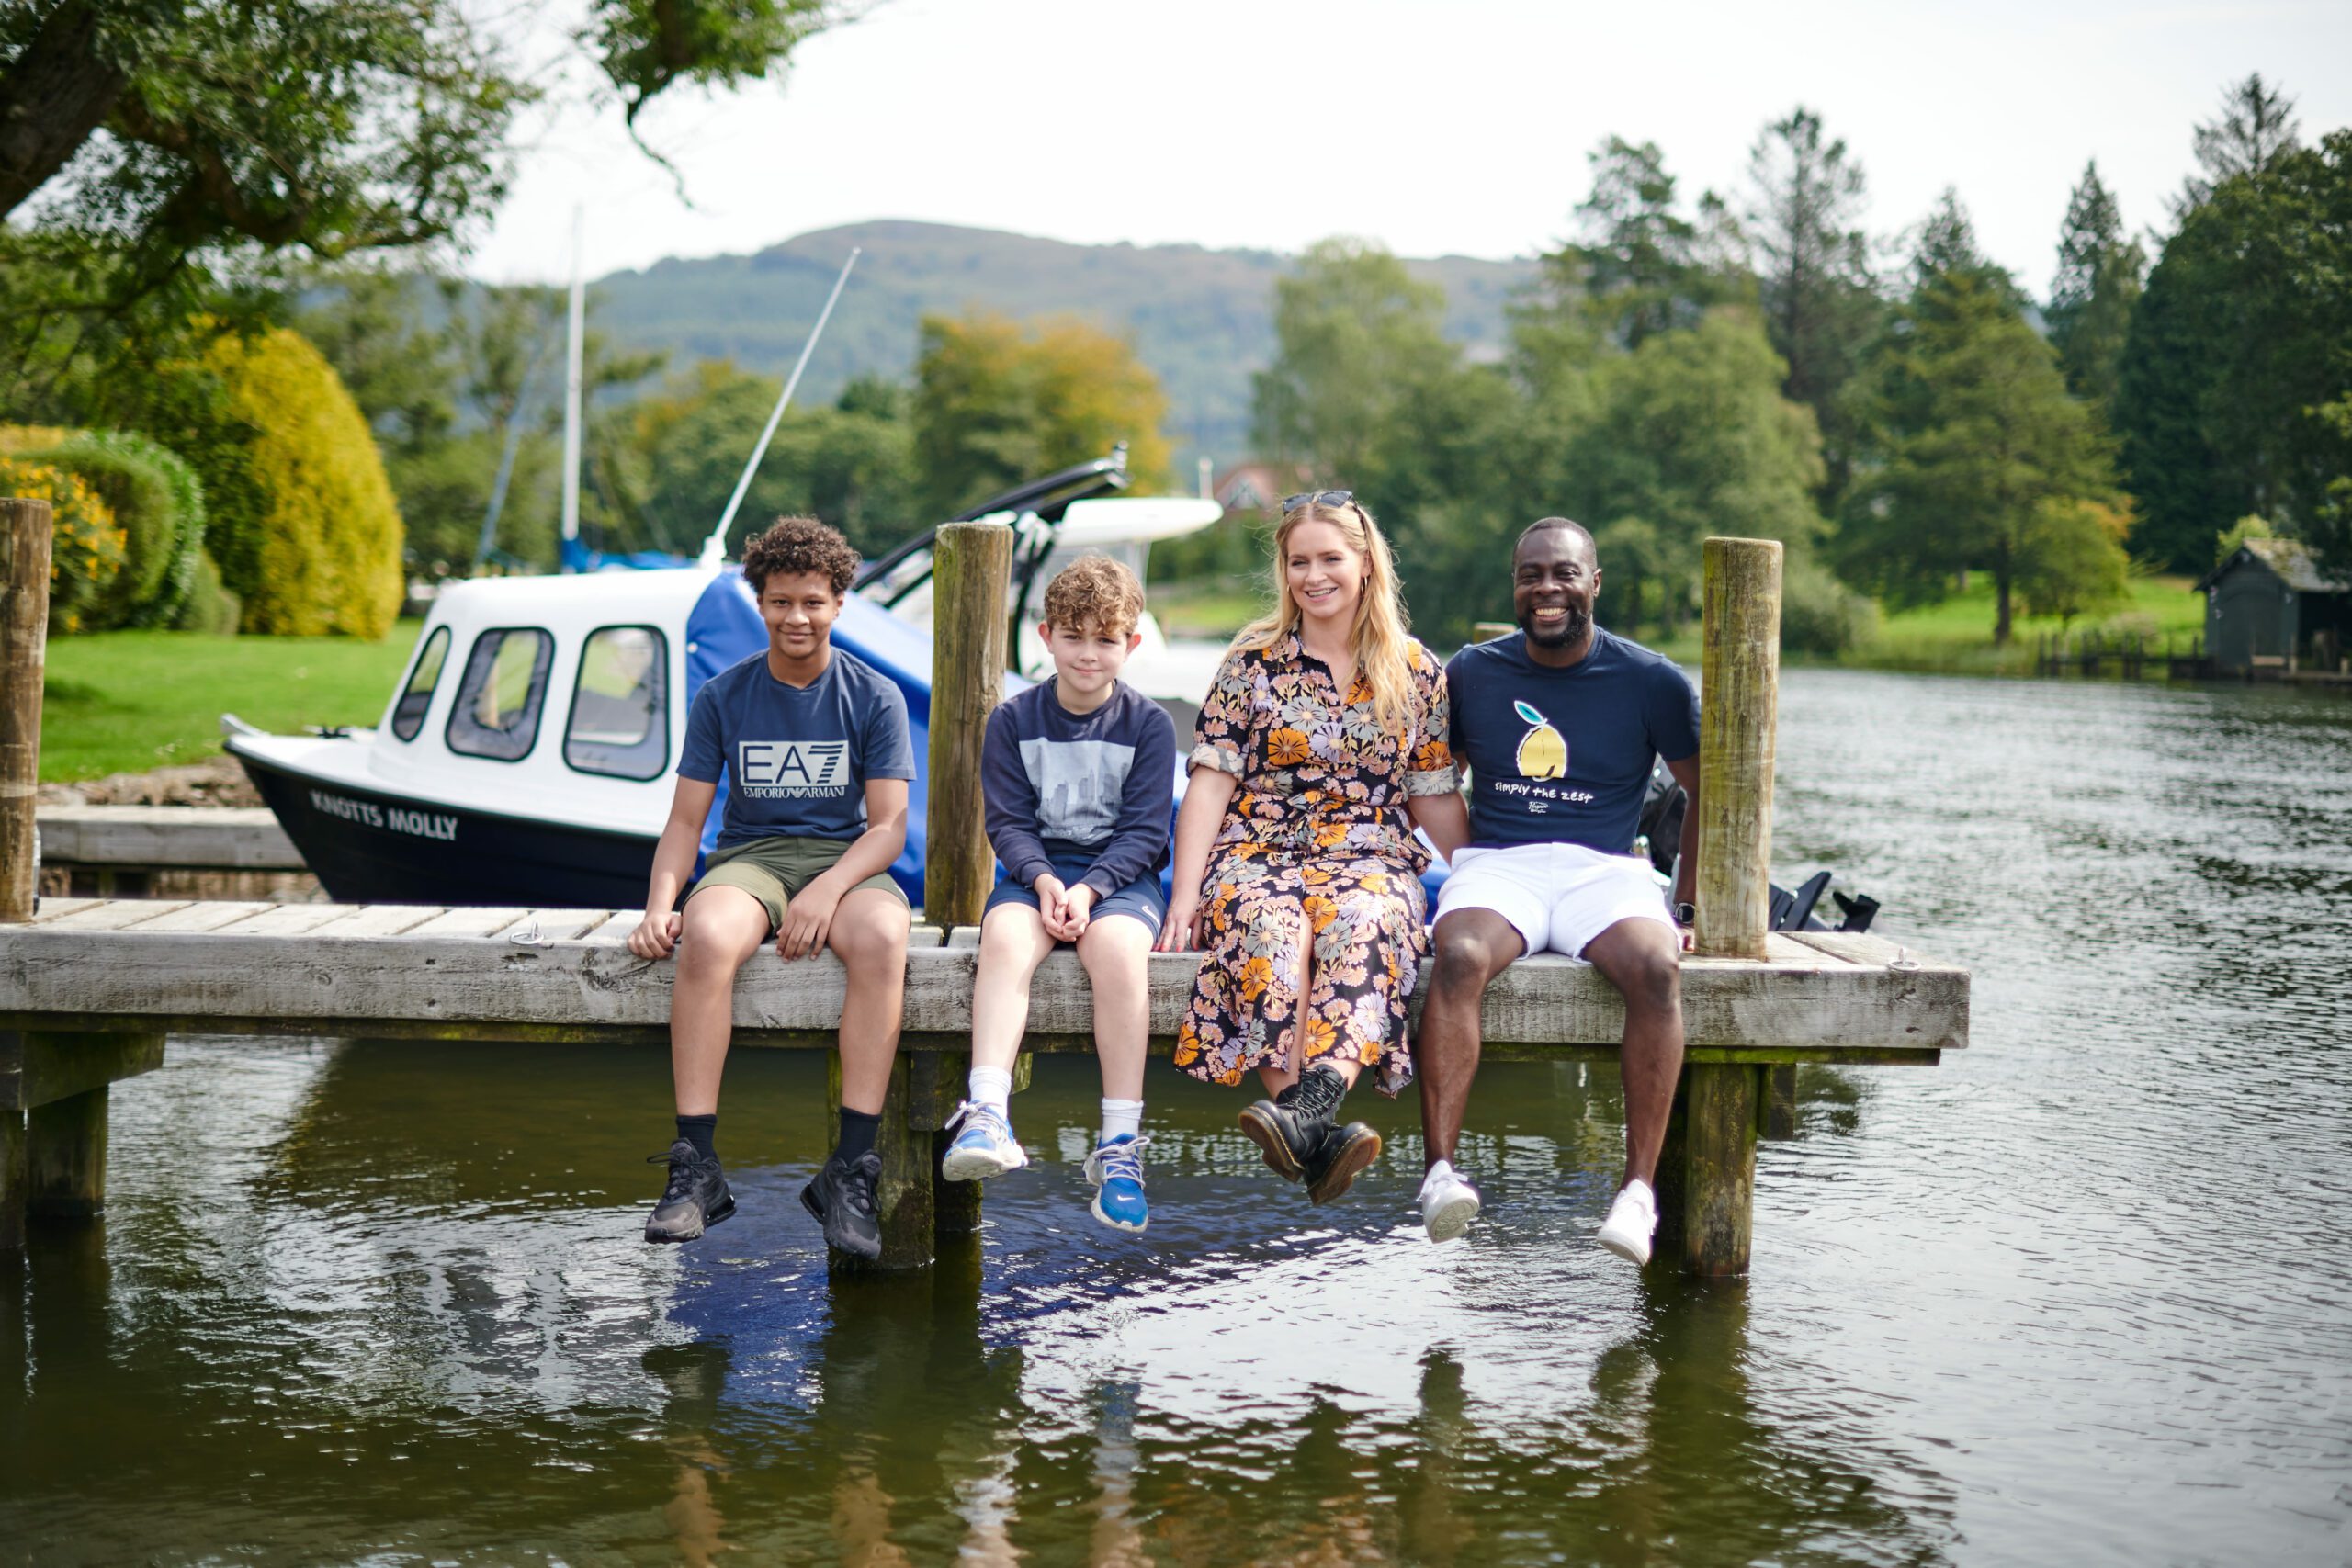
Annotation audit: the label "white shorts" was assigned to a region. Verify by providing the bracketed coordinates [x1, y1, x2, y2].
[1434, 841, 1672, 959]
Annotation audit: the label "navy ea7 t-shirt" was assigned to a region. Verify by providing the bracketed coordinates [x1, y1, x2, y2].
[1445, 628, 1700, 853]
[679, 647, 916, 849]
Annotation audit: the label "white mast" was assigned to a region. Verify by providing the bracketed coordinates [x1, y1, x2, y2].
[702, 247, 862, 567]
[560, 206, 587, 570]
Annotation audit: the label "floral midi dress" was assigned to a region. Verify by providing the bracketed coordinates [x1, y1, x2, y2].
[1172, 633, 1458, 1096]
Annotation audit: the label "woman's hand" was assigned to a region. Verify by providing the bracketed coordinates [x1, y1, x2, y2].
[1158, 893, 1199, 952]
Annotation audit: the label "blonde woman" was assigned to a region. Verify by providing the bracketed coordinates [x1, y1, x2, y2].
[1159, 491, 1470, 1203]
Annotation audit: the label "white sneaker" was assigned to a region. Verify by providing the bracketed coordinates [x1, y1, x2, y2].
[1597, 1180, 1657, 1265]
[1419, 1160, 1482, 1242]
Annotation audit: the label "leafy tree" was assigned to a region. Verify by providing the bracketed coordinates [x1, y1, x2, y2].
[1843, 213, 2122, 644]
[597, 360, 917, 560]
[914, 312, 1170, 518]
[2115, 127, 2351, 572]
[2046, 162, 2145, 408]
[0, 0, 849, 289]
[1744, 107, 1883, 505]
[1250, 238, 1455, 485]
[2173, 73, 2301, 218]
[1555, 309, 1830, 638]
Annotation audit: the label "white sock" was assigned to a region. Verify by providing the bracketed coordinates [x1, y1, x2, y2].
[967, 1065, 1012, 1112]
[1099, 1098, 1144, 1143]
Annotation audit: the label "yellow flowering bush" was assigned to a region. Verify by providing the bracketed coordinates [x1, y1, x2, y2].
[0, 457, 125, 633]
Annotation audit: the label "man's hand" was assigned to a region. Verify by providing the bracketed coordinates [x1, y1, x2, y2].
[628, 909, 682, 960]
[775, 878, 843, 961]
[1058, 883, 1097, 941]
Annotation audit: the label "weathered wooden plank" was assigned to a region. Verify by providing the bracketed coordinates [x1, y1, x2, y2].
[0, 1030, 166, 1111]
[924, 522, 1013, 929]
[1695, 536, 1781, 960]
[514, 908, 612, 943]
[405, 907, 530, 939]
[31, 806, 302, 870]
[582, 910, 642, 946]
[32, 900, 197, 932]
[303, 904, 446, 938]
[123, 900, 281, 934]
[1783, 931, 1921, 968]
[221, 902, 358, 937]
[24, 897, 102, 925]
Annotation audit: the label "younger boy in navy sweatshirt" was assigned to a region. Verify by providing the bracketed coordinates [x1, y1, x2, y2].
[941, 556, 1176, 1231]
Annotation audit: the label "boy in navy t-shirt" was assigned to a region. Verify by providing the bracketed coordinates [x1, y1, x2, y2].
[629, 517, 915, 1260]
[1412, 518, 1702, 1266]
[938, 556, 1175, 1231]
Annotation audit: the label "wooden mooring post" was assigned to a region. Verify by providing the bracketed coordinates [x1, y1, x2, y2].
[838, 520, 1014, 1269]
[2, 498, 167, 1247]
[1653, 536, 1783, 1279]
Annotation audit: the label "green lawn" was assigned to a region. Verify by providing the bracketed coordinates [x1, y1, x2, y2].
[1644, 573, 2203, 675]
[40, 625, 424, 781]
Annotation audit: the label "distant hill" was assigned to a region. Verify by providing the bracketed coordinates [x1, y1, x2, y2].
[589, 220, 1540, 466]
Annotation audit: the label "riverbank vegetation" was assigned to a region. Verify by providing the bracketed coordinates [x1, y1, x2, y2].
[2, 4, 2343, 684]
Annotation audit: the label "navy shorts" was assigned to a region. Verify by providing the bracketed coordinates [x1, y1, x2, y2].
[984, 852, 1168, 939]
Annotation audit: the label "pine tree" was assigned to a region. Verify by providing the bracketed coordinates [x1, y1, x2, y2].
[1558, 138, 1744, 349]
[1843, 198, 2122, 644]
[1744, 107, 1883, 506]
[2174, 73, 2301, 217]
[2047, 163, 2146, 408]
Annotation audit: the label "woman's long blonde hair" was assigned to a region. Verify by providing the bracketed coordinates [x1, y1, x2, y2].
[1233, 497, 1417, 732]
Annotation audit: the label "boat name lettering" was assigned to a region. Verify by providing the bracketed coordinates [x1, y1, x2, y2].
[309, 788, 459, 840]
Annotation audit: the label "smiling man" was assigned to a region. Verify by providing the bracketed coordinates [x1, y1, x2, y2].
[1412, 518, 1702, 1262]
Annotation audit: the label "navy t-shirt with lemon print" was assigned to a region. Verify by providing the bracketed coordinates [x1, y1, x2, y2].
[1443, 628, 1700, 853]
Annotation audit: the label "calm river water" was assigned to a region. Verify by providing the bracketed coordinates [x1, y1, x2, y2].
[4, 670, 2349, 1565]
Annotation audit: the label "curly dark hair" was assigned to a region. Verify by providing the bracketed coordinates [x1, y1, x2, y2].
[741, 516, 861, 596]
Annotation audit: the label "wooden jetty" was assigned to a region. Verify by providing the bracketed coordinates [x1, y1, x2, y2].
[0, 497, 1972, 1276]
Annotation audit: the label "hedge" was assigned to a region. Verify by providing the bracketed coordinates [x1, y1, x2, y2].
[0, 457, 124, 633]
[196, 327, 405, 638]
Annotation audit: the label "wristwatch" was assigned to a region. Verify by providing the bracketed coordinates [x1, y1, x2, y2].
[1674, 901, 1696, 927]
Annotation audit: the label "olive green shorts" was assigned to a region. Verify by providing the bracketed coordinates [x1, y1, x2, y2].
[687, 835, 907, 934]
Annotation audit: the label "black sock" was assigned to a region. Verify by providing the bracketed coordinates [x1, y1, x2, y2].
[675, 1114, 718, 1161]
[837, 1108, 881, 1164]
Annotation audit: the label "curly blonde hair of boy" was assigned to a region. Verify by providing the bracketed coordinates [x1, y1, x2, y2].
[1041, 554, 1146, 639]
[741, 516, 860, 595]
[1233, 497, 1416, 732]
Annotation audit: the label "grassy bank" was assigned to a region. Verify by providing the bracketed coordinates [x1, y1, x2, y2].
[1643, 573, 2202, 673]
[40, 626, 423, 781]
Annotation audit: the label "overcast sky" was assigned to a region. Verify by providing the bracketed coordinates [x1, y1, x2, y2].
[470, 0, 2352, 296]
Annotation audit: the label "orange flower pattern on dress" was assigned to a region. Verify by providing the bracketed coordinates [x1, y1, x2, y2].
[1173, 634, 1458, 1094]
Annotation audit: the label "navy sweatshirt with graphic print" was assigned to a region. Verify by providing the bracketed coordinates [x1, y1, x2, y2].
[981, 679, 1176, 899]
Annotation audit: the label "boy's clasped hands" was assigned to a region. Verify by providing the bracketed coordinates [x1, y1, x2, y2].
[1027, 873, 1094, 941]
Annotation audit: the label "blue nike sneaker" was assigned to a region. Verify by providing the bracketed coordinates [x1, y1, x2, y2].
[940, 1101, 1028, 1181]
[1084, 1133, 1151, 1233]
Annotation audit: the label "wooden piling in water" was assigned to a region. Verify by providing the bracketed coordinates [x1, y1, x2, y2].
[1658, 536, 1783, 1278]
[3, 497, 51, 926]
[825, 520, 1015, 1268]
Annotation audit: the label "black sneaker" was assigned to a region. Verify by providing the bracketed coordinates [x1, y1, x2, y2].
[1238, 1061, 1350, 1183]
[644, 1139, 735, 1243]
[1304, 1121, 1383, 1205]
[799, 1149, 884, 1260]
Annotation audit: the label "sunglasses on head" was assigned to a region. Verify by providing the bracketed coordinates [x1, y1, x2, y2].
[1280, 489, 1356, 513]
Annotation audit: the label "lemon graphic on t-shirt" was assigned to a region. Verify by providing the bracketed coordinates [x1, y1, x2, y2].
[1512, 700, 1567, 779]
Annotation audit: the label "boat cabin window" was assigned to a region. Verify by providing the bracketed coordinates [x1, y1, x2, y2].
[564, 626, 669, 781]
[446, 627, 553, 761]
[390, 626, 450, 742]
